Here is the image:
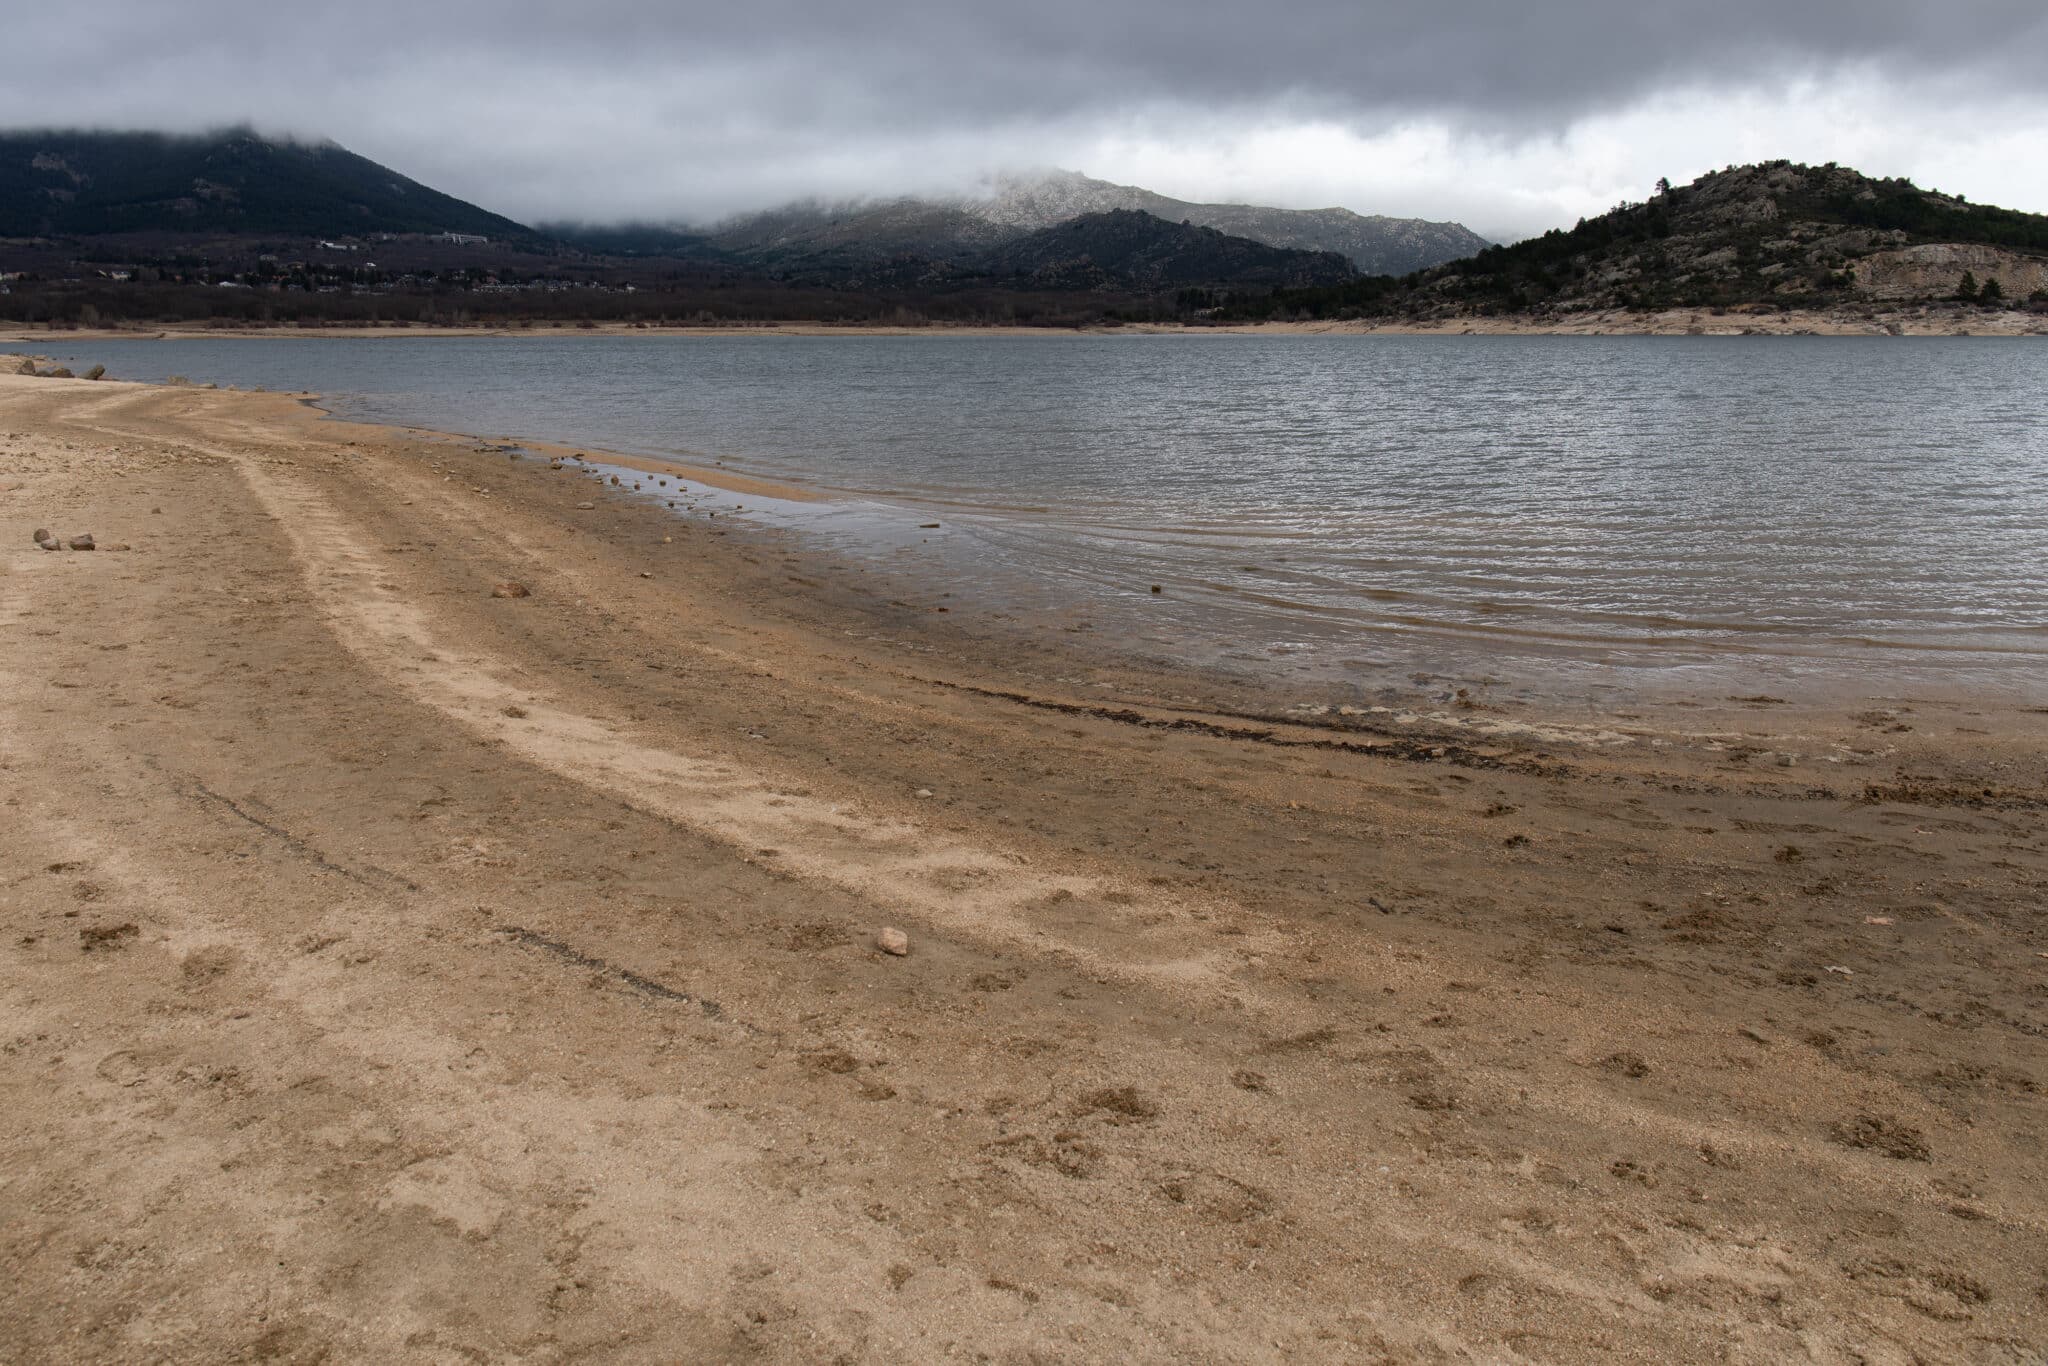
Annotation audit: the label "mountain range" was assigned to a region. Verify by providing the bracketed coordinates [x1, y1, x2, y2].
[0, 128, 1485, 292]
[0, 129, 529, 241]
[5, 130, 2045, 326]
[0, 129, 1490, 290]
[667, 169, 1492, 277]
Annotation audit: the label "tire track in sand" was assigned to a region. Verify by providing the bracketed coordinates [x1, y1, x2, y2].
[158, 398, 1253, 997]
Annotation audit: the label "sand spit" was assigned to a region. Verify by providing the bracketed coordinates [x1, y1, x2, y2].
[1, 371, 2044, 1360]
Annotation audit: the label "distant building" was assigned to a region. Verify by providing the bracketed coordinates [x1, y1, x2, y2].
[435, 232, 489, 246]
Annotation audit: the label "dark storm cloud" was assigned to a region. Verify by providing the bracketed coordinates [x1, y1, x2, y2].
[18, 0, 2044, 124]
[6, 1, 2046, 228]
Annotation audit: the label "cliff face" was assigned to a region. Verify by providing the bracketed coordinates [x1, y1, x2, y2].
[1852, 243, 2048, 300]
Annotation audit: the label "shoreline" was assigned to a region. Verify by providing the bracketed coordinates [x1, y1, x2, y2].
[15, 358, 2043, 718]
[6, 298, 2048, 344]
[3, 371, 2045, 1357]
[285, 386, 2048, 721]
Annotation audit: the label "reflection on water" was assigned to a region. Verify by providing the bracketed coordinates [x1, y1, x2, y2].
[20, 332, 2048, 701]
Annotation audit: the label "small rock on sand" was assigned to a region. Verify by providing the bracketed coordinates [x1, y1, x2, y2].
[68, 534, 95, 551]
[575, 501, 596, 510]
[32, 527, 52, 544]
[104, 543, 131, 552]
[875, 927, 911, 957]
[491, 582, 530, 599]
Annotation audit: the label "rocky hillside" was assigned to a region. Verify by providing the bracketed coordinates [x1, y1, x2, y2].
[974, 170, 1491, 274]
[594, 204, 1359, 292]
[692, 170, 1486, 278]
[1236, 161, 2048, 321]
[978, 210, 1357, 290]
[0, 128, 531, 241]
[701, 200, 1014, 272]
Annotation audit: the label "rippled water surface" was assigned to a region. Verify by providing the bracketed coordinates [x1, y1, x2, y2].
[22, 333, 2048, 700]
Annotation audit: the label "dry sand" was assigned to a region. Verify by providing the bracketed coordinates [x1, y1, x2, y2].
[2, 371, 2045, 1361]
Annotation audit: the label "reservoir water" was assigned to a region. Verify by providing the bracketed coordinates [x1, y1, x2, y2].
[15, 332, 2048, 703]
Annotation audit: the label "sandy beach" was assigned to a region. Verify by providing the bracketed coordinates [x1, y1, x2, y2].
[2, 370, 2045, 1360]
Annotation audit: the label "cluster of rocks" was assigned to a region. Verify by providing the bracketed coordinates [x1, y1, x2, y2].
[32, 528, 127, 552]
[11, 357, 104, 381]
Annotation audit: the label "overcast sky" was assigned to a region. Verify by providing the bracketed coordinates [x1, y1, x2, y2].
[9, 1, 2048, 241]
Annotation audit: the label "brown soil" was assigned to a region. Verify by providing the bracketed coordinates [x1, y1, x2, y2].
[2, 371, 2045, 1361]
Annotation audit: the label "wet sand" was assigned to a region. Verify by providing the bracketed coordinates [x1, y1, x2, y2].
[2, 371, 2045, 1360]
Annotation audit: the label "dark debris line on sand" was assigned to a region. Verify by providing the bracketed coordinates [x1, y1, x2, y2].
[168, 766, 422, 893]
[496, 924, 739, 1024]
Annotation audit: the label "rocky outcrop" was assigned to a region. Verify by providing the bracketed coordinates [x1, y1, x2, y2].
[1853, 244, 2048, 301]
[1233, 160, 2048, 321]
